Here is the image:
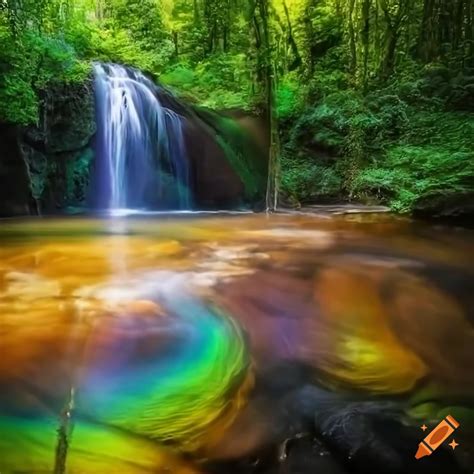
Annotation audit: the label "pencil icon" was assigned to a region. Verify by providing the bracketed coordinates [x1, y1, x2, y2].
[415, 415, 460, 459]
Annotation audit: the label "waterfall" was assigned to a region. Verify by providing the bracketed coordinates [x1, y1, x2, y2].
[92, 64, 191, 211]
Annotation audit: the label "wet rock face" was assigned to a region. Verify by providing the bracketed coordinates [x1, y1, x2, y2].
[0, 69, 266, 215]
[21, 79, 97, 212]
[0, 79, 96, 216]
[0, 124, 34, 216]
[184, 120, 247, 208]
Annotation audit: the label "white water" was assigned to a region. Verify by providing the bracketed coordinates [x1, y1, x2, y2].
[93, 64, 191, 211]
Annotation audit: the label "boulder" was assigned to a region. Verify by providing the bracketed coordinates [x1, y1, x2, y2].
[413, 193, 474, 225]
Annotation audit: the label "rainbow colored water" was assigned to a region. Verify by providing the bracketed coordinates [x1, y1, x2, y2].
[0, 213, 473, 472]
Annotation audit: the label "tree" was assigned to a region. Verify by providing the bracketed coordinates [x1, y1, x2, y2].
[378, 0, 409, 79]
[248, 0, 279, 209]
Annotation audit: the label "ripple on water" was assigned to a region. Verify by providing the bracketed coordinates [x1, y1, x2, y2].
[0, 214, 473, 473]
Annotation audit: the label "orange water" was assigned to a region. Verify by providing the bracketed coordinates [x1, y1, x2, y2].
[0, 213, 473, 472]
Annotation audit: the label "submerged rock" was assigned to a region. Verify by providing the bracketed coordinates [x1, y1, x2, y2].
[273, 435, 347, 474]
[314, 402, 469, 474]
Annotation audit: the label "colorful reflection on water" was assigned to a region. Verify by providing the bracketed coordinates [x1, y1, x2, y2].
[0, 214, 473, 473]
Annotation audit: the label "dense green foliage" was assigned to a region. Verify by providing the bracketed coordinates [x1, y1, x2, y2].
[1, 0, 473, 213]
[274, 0, 474, 211]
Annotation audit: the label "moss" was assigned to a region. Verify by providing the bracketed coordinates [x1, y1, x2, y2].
[66, 147, 94, 206]
[195, 107, 268, 202]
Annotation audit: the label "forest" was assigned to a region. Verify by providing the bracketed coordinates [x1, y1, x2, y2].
[1, 0, 474, 216]
[1, 3, 474, 474]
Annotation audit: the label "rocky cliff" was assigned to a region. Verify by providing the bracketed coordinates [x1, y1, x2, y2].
[21, 79, 97, 213]
[0, 79, 96, 217]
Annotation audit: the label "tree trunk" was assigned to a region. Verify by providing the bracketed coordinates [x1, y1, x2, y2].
[378, 0, 407, 78]
[208, 24, 216, 53]
[282, 0, 302, 70]
[375, 0, 381, 66]
[255, 0, 279, 211]
[193, 0, 200, 25]
[467, 0, 474, 66]
[173, 30, 179, 57]
[303, 1, 315, 74]
[438, 0, 452, 50]
[418, 0, 437, 62]
[223, 26, 229, 51]
[453, 0, 465, 51]
[361, 0, 371, 88]
[348, 0, 357, 76]
[381, 26, 398, 78]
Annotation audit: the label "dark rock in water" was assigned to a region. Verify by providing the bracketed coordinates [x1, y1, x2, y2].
[211, 368, 474, 474]
[272, 435, 347, 474]
[315, 402, 469, 474]
[205, 436, 347, 474]
[256, 364, 318, 399]
[203, 375, 355, 471]
[414, 192, 474, 225]
[282, 385, 349, 426]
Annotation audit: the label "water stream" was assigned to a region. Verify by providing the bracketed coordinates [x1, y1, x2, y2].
[92, 64, 191, 212]
[0, 213, 473, 473]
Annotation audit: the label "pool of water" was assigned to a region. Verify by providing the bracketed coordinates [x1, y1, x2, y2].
[0, 213, 473, 473]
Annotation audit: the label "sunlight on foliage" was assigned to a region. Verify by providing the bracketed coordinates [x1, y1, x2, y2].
[0, 0, 473, 216]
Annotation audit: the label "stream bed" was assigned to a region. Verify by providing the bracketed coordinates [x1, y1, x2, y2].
[0, 213, 473, 474]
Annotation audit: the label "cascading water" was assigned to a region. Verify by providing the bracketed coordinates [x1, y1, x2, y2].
[92, 63, 191, 212]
